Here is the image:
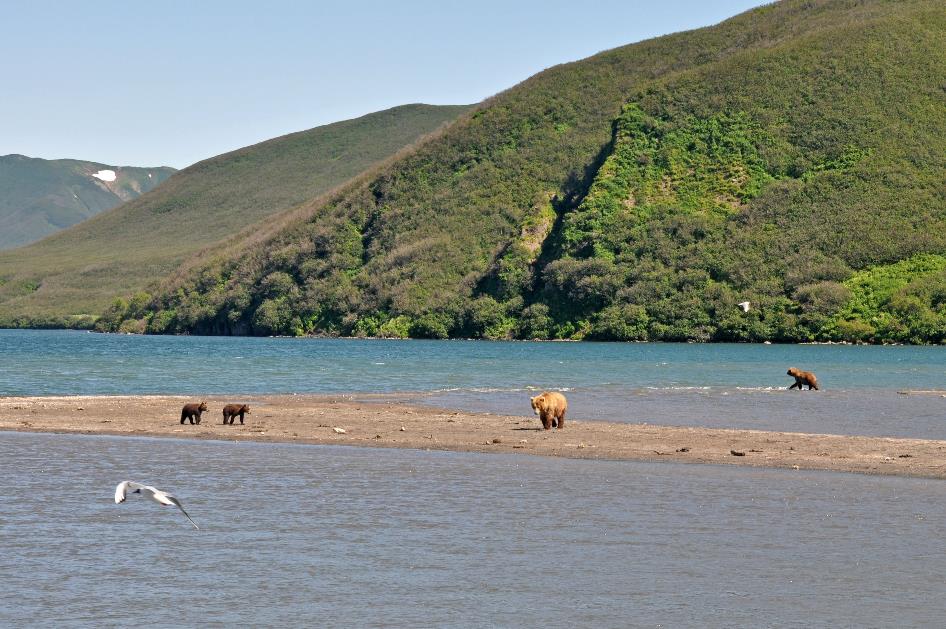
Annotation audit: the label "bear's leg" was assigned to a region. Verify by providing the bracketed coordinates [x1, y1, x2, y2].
[557, 411, 565, 429]
[541, 412, 551, 430]
[239, 412, 244, 425]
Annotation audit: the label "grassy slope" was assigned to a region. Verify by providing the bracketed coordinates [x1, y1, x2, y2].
[0, 155, 174, 249]
[112, 0, 946, 343]
[0, 104, 470, 325]
[543, 0, 946, 342]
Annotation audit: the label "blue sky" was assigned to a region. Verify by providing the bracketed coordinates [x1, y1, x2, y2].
[1, 1, 765, 168]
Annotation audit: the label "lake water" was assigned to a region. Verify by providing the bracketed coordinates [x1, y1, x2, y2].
[2, 431, 945, 627]
[2, 329, 944, 438]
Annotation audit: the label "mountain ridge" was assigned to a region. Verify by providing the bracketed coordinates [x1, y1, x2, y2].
[0, 154, 175, 249]
[0, 103, 472, 326]
[17, 0, 946, 343]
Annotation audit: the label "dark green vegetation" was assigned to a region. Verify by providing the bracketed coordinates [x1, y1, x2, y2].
[98, 1, 946, 343]
[0, 155, 174, 249]
[0, 105, 471, 327]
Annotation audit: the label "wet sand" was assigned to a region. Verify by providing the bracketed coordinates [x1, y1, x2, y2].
[2, 394, 945, 479]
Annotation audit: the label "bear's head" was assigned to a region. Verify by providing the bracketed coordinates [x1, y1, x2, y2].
[241, 405, 251, 414]
[787, 367, 800, 377]
[198, 401, 208, 412]
[530, 395, 543, 416]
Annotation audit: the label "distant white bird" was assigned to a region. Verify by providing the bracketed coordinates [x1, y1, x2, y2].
[114, 481, 200, 530]
[737, 301, 751, 313]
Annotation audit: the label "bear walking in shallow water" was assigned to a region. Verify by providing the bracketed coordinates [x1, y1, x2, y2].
[222, 404, 250, 425]
[530, 392, 567, 430]
[787, 367, 819, 390]
[180, 401, 208, 424]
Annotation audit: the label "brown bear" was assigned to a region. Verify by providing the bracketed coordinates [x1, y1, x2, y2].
[787, 368, 819, 390]
[222, 403, 250, 425]
[180, 401, 208, 424]
[530, 391, 567, 430]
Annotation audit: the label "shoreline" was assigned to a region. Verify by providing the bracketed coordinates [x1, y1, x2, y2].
[2, 394, 945, 479]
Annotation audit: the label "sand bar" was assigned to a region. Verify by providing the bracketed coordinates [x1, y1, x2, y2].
[2, 394, 945, 479]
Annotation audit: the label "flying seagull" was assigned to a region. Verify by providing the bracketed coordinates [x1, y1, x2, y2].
[114, 481, 200, 530]
[737, 301, 751, 313]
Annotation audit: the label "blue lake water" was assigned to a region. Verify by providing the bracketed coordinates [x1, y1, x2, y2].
[2, 329, 945, 438]
[3, 431, 946, 627]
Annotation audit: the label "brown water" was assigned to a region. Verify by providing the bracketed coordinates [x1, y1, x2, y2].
[3, 432, 946, 627]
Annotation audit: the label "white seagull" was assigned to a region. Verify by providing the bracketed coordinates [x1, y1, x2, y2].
[737, 301, 751, 313]
[114, 481, 200, 530]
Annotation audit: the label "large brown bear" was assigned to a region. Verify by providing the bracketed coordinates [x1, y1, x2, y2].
[222, 403, 251, 425]
[530, 391, 567, 430]
[787, 368, 819, 390]
[180, 401, 208, 424]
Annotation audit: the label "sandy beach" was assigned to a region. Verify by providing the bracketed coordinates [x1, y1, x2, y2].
[2, 394, 945, 479]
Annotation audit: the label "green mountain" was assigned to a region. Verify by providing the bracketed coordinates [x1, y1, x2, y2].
[0, 155, 175, 249]
[0, 104, 471, 326]
[101, 0, 946, 343]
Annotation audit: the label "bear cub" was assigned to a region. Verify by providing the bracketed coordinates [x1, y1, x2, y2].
[222, 404, 251, 425]
[181, 401, 208, 425]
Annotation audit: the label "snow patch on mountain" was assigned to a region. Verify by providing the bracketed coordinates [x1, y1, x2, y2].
[92, 169, 117, 182]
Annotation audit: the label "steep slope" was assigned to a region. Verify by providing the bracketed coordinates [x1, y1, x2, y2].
[109, 0, 946, 343]
[540, 0, 946, 343]
[0, 104, 471, 326]
[0, 155, 174, 249]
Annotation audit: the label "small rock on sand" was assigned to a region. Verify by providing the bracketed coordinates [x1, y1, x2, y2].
[332, 427, 346, 434]
[731, 450, 746, 456]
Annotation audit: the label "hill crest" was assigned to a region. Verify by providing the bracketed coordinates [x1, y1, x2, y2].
[0, 154, 175, 249]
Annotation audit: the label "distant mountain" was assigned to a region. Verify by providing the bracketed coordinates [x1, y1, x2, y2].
[104, 0, 946, 344]
[0, 104, 472, 326]
[0, 155, 175, 249]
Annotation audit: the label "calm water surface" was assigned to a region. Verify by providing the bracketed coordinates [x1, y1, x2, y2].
[2, 431, 946, 627]
[2, 330, 945, 438]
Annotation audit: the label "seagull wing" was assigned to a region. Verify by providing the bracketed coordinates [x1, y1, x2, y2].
[115, 482, 200, 530]
[114, 481, 147, 503]
[164, 494, 200, 530]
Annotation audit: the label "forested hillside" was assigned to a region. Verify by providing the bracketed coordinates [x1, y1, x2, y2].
[0, 104, 470, 326]
[104, 0, 946, 343]
[0, 155, 174, 249]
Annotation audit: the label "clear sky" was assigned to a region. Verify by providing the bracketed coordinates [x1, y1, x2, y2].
[1, 1, 765, 168]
